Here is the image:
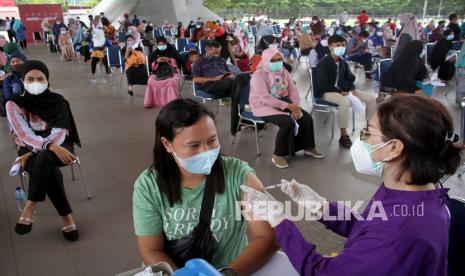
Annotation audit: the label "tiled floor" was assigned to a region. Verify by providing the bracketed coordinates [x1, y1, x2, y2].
[0, 46, 464, 275]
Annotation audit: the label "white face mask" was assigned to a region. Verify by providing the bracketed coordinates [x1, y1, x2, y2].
[24, 82, 48, 95]
[350, 137, 392, 176]
[268, 43, 279, 49]
[320, 39, 328, 47]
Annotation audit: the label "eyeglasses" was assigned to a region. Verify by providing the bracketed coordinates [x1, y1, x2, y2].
[360, 127, 386, 141]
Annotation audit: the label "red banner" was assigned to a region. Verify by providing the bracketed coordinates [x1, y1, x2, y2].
[18, 4, 63, 43]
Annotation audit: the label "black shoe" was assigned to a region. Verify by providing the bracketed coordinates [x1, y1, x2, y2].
[15, 217, 33, 235]
[62, 224, 79, 242]
[128, 90, 134, 96]
[339, 135, 353, 149]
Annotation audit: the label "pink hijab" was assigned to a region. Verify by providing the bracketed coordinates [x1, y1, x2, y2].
[258, 48, 289, 97]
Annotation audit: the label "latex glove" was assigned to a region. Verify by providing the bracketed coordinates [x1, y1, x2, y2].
[240, 185, 286, 228]
[280, 179, 327, 213]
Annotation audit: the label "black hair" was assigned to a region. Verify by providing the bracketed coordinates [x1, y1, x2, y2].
[125, 34, 134, 40]
[358, 30, 369, 38]
[378, 94, 463, 185]
[361, 10, 367, 13]
[328, 35, 346, 45]
[438, 20, 446, 25]
[449, 13, 458, 21]
[152, 99, 224, 206]
[101, 17, 110, 26]
[205, 40, 221, 49]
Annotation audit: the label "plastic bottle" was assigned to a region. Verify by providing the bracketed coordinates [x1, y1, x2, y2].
[15, 187, 27, 212]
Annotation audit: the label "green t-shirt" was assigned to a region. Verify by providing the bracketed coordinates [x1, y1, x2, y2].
[133, 156, 254, 268]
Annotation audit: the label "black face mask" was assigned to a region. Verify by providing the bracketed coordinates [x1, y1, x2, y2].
[11, 64, 23, 72]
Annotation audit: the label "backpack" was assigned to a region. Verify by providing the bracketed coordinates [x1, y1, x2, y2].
[155, 62, 174, 80]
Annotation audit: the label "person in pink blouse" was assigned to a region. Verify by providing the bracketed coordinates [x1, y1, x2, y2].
[249, 48, 325, 169]
[6, 60, 81, 241]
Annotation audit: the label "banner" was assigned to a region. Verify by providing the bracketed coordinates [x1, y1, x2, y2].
[18, 4, 63, 43]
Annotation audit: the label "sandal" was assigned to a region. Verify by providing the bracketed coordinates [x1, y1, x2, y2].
[339, 135, 353, 149]
[15, 217, 33, 235]
[62, 224, 79, 242]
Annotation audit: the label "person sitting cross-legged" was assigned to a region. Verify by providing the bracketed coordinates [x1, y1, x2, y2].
[313, 35, 377, 149]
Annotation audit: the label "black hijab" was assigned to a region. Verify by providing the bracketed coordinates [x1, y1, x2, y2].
[382, 40, 427, 93]
[256, 35, 278, 55]
[429, 30, 453, 70]
[10, 60, 81, 147]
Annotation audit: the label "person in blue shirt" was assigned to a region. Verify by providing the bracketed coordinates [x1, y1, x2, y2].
[132, 15, 140, 27]
[52, 18, 67, 51]
[2, 54, 26, 105]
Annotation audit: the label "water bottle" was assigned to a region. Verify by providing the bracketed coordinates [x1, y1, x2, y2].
[15, 187, 27, 212]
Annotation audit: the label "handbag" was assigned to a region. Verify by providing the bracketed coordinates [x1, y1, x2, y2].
[164, 175, 217, 267]
[155, 62, 174, 80]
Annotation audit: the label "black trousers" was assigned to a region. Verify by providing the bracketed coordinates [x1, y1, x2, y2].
[7, 30, 15, 42]
[91, 56, 110, 74]
[202, 78, 234, 97]
[19, 40, 27, 49]
[19, 143, 74, 216]
[349, 53, 373, 71]
[261, 110, 316, 156]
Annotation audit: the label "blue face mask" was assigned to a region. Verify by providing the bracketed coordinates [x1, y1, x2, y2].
[446, 34, 454, 41]
[269, 61, 283, 72]
[157, 44, 167, 51]
[336, 30, 343, 35]
[333, 46, 346, 57]
[171, 146, 220, 175]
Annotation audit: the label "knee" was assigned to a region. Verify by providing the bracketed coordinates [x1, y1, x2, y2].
[34, 150, 55, 165]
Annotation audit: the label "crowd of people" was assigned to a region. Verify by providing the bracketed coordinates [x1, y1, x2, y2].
[0, 8, 464, 276]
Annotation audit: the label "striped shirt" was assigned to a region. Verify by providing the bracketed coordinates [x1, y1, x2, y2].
[6, 101, 68, 153]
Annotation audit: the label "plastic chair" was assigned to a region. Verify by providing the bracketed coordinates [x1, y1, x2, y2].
[154, 28, 163, 38]
[448, 196, 465, 276]
[32, 31, 43, 46]
[175, 38, 189, 53]
[378, 58, 393, 93]
[199, 39, 208, 55]
[307, 68, 354, 142]
[232, 79, 267, 155]
[425, 43, 435, 66]
[118, 31, 126, 42]
[106, 46, 124, 73]
[20, 157, 92, 200]
[192, 82, 227, 113]
[164, 29, 174, 37]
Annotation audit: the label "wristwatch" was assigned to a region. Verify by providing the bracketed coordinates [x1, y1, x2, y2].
[219, 267, 237, 276]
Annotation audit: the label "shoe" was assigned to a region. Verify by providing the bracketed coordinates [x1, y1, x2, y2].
[304, 148, 326, 158]
[128, 90, 134, 96]
[272, 155, 289, 169]
[62, 224, 79, 242]
[339, 135, 353, 149]
[15, 217, 33, 235]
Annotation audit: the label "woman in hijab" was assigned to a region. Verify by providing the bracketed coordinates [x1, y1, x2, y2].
[3, 43, 26, 72]
[251, 35, 292, 73]
[249, 48, 325, 169]
[58, 27, 74, 61]
[144, 37, 181, 108]
[3, 54, 26, 102]
[102, 17, 118, 46]
[393, 13, 418, 59]
[429, 30, 456, 82]
[382, 40, 427, 95]
[6, 60, 81, 241]
[13, 19, 27, 50]
[89, 28, 112, 82]
[143, 23, 156, 53]
[122, 35, 148, 96]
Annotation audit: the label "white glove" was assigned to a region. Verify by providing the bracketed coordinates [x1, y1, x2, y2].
[240, 185, 286, 228]
[280, 179, 327, 213]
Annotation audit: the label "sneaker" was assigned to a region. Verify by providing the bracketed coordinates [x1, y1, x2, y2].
[304, 148, 326, 158]
[128, 90, 134, 96]
[272, 155, 289, 169]
[339, 135, 353, 149]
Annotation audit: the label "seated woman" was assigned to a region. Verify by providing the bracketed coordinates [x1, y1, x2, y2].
[122, 35, 148, 96]
[6, 60, 81, 241]
[133, 98, 278, 273]
[382, 40, 427, 95]
[309, 34, 330, 67]
[58, 27, 74, 62]
[244, 94, 458, 275]
[280, 31, 298, 63]
[429, 30, 456, 83]
[3, 54, 26, 103]
[249, 48, 325, 169]
[144, 37, 181, 108]
[102, 17, 118, 46]
[89, 28, 112, 83]
[230, 36, 250, 72]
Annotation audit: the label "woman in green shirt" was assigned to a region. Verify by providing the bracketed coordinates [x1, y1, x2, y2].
[133, 99, 278, 275]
